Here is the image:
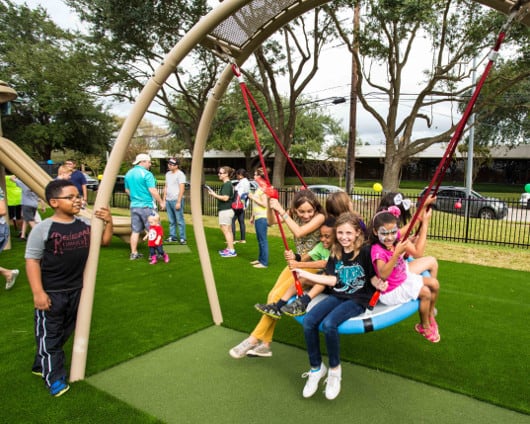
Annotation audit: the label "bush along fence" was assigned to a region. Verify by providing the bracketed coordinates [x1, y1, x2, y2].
[91, 185, 530, 249]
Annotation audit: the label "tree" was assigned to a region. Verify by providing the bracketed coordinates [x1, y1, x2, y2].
[206, 85, 341, 174]
[468, 59, 530, 146]
[327, 0, 530, 191]
[0, 1, 115, 160]
[65, 0, 222, 154]
[240, 8, 341, 187]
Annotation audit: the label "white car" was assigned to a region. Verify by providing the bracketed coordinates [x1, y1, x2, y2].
[307, 184, 364, 201]
[520, 192, 530, 209]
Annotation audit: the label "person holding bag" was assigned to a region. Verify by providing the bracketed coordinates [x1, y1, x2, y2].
[231, 168, 250, 244]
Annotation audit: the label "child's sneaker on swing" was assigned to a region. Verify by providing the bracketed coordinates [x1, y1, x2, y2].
[415, 323, 440, 343]
[281, 297, 308, 317]
[302, 363, 327, 398]
[254, 303, 282, 319]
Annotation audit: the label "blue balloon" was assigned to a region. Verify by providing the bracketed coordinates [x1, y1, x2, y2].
[47, 159, 54, 165]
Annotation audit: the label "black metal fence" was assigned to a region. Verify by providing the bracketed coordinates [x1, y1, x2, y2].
[93, 185, 530, 249]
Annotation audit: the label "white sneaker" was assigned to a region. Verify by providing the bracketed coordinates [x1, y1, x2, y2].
[301, 363, 327, 398]
[5, 269, 19, 290]
[324, 366, 342, 400]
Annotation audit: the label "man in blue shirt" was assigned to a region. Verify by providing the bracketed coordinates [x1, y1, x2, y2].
[64, 160, 87, 207]
[124, 154, 165, 260]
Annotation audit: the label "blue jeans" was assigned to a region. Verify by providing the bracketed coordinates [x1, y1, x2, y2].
[303, 296, 365, 368]
[254, 217, 268, 266]
[166, 199, 186, 241]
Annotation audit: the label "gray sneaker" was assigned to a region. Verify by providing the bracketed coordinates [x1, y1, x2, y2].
[254, 303, 282, 319]
[247, 343, 272, 358]
[229, 339, 257, 359]
[280, 297, 307, 317]
[129, 252, 144, 260]
[5, 269, 19, 290]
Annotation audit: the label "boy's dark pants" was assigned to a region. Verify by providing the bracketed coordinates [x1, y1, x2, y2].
[33, 289, 81, 387]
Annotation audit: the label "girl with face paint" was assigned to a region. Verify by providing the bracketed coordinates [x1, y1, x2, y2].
[368, 208, 441, 343]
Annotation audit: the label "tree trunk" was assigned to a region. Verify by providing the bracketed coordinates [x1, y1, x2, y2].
[382, 155, 402, 193]
[272, 144, 287, 188]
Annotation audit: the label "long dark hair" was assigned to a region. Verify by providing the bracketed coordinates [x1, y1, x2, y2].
[377, 192, 411, 227]
[235, 168, 248, 179]
[288, 189, 325, 217]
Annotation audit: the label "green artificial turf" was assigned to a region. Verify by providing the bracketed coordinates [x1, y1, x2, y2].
[0, 226, 528, 423]
[88, 326, 529, 424]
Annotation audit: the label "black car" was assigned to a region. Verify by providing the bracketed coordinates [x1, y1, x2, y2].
[418, 186, 508, 219]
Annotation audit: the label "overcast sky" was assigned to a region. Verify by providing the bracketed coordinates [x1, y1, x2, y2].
[16, 0, 475, 144]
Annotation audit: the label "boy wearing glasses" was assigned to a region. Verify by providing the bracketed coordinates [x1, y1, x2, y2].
[25, 180, 113, 397]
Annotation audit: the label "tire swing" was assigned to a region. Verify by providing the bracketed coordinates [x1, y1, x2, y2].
[233, 0, 520, 333]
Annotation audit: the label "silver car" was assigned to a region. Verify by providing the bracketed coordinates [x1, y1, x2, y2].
[307, 184, 364, 201]
[419, 186, 508, 219]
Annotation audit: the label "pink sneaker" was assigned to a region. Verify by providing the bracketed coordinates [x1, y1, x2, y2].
[163, 253, 170, 263]
[415, 323, 440, 343]
[430, 316, 438, 331]
[149, 255, 157, 265]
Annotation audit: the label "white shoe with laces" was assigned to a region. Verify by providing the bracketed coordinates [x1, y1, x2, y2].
[302, 363, 327, 398]
[324, 366, 342, 400]
[5, 269, 19, 290]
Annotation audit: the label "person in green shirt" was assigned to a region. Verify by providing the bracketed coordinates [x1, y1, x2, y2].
[5, 175, 22, 234]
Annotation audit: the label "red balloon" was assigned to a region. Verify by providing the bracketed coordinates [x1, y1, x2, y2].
[455, 201, 462, 209]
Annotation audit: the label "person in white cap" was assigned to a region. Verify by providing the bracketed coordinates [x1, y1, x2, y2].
[124, 154, 165, 260]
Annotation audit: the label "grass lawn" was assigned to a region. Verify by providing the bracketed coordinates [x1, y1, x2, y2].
[0, 222, 528, 422]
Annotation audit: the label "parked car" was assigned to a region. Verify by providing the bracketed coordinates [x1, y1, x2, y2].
[307, 184, 364, 201]
[113, 175, 126, 193]
[418, 186, 508, 219]
[83, 173, 99, 191]
[520, 192, 530, 209]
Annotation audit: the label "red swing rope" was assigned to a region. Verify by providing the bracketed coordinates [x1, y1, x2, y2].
[367, 3, 525, 309]
[232, 63, 307, 295]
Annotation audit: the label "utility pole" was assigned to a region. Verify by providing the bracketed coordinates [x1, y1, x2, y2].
[345, 1, 360, 194]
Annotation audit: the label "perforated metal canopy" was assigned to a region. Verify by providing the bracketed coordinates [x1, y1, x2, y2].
[203, 0, 529, 60]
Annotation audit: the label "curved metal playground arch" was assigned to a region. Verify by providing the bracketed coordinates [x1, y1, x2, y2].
[71, 0, 529, 380]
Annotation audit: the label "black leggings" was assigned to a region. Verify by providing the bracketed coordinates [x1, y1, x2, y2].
[231, 209, 246, 241]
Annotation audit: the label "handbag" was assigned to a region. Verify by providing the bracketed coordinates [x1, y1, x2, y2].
[231, 193, 244, 210]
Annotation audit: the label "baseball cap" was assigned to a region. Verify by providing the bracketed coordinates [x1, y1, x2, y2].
[133, 153, 151, 164]
[168, 158, 179, 166]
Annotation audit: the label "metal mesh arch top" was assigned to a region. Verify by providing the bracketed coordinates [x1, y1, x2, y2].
[210, 0, 298, 49]
[204, 0, 327, 57]
[203, 0, 529, 59]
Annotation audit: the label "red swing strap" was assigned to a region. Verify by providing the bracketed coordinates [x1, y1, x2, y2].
[232, 63, 307, 295]
[367, 3, 525, 309]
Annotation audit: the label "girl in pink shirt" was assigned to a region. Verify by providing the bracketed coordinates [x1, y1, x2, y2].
[369, 208, 440, 343]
